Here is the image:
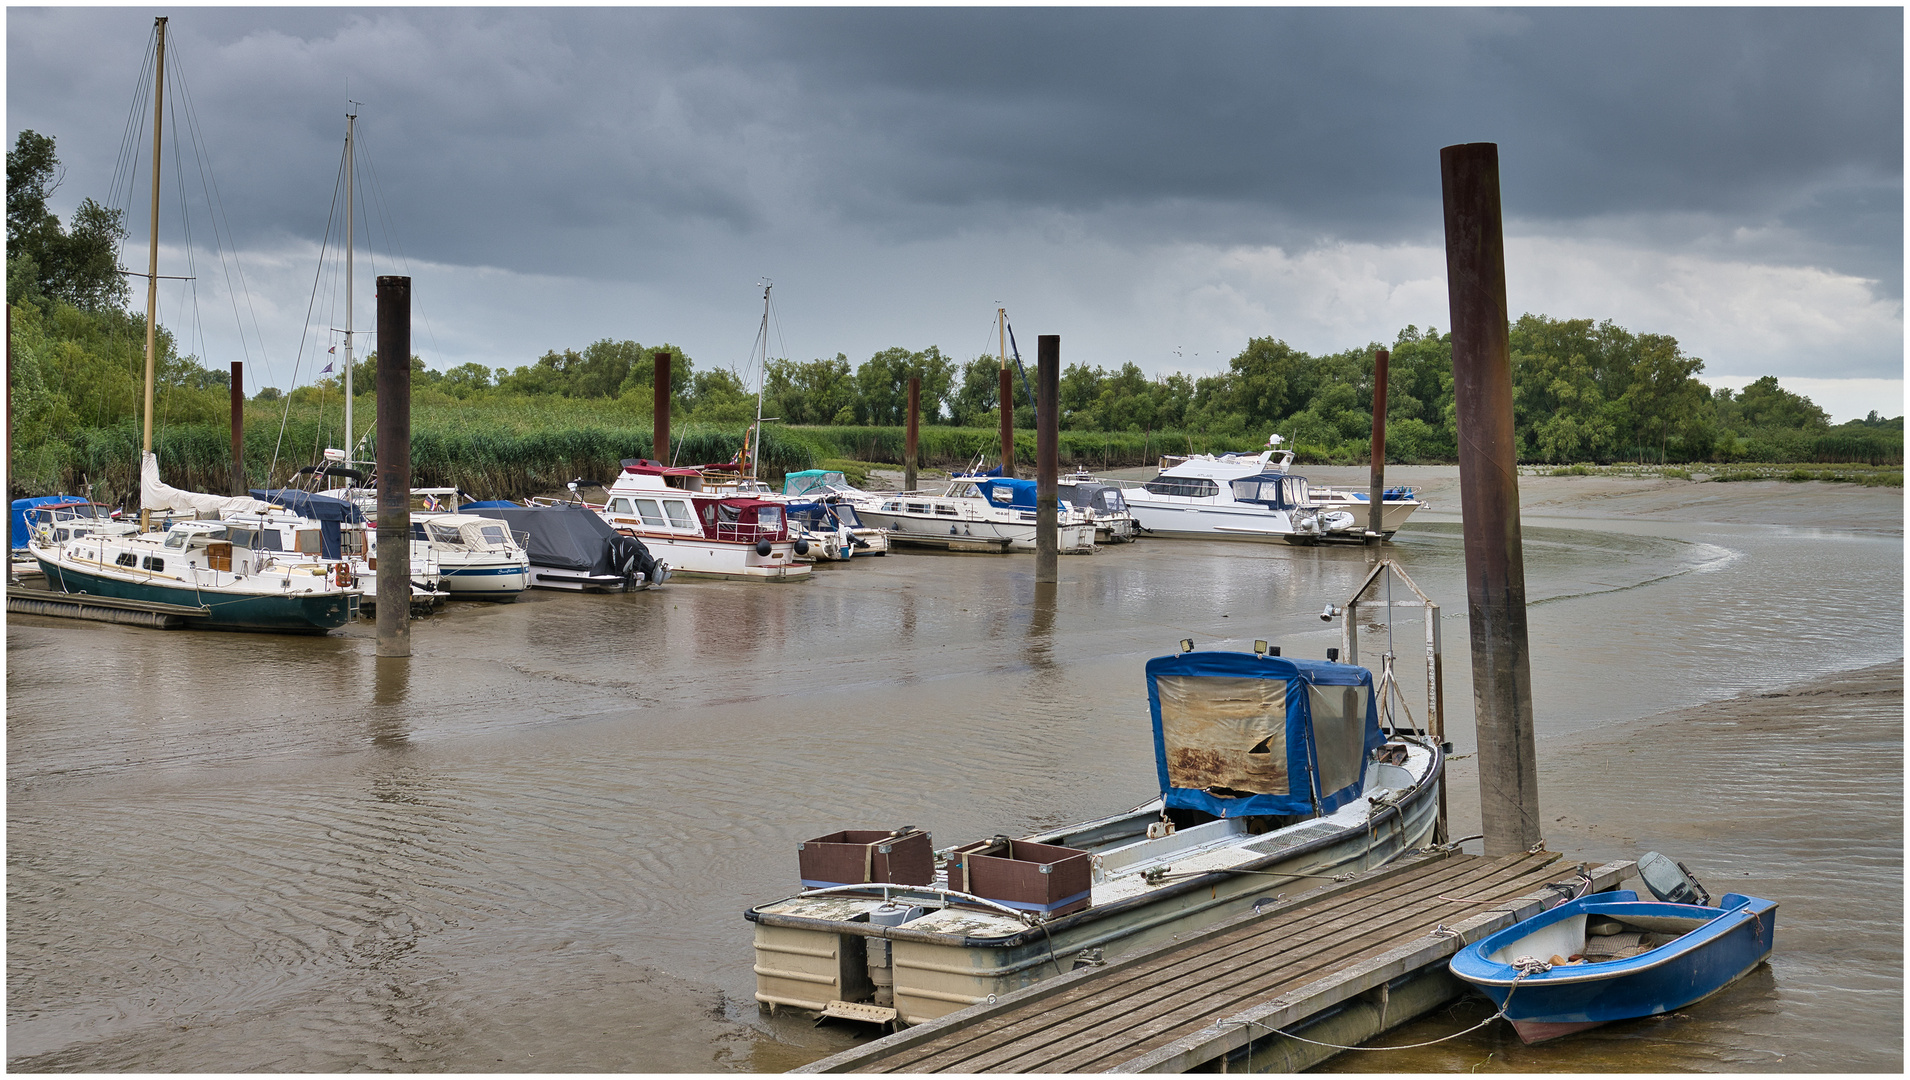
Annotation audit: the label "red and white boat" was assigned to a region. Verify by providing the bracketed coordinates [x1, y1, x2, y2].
[596, 461, 812, 582]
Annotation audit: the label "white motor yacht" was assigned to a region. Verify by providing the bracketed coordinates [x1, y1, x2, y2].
[854, 476, 1095, 553]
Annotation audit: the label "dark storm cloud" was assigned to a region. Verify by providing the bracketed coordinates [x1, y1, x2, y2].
[8, 7, 1901, 293]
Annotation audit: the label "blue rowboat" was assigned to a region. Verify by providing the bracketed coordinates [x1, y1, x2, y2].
[1449, 889, 1777, 1043]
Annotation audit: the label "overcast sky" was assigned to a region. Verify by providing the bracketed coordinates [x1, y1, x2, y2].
[8, 6, 1903, 420]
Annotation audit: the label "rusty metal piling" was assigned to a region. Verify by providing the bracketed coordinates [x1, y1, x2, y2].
[229, 361, 245, 495]
[999, 367, 1017, 478]
[653, 350, 671, 463]
[1440, 142, 1540, 855]
[1035, 335, 1059, 583]
[1367, 348, 1389, 542]
[904, 377, 920, 492]
[375, 275, 412, 658]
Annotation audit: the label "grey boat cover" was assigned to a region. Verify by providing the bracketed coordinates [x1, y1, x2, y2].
[472, 504, 645, 577]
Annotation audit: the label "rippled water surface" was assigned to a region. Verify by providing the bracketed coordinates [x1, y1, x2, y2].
[7, 506, 1901, 1071]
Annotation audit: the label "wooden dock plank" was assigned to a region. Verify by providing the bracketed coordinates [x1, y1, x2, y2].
[968, 856, 1575, 1073]
[874, 852, 1558, 1070]
[811, 853, 1633, 1075]
[876, 855, 1551, 1073]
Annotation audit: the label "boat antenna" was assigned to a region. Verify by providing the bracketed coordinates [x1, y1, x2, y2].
[138, 16, 168, 531]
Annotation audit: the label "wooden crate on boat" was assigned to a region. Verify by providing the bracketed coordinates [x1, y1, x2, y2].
[798, 828, 934, 889]
[946, 838, 1092, 917]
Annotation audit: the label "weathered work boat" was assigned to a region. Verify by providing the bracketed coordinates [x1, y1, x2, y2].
[1449, 887, 1778, 1043]
[853, 476, 1096, 553]
[745, 643, 1443, 1026]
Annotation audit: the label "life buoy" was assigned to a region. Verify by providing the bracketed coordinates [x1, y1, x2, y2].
[333, 563, 352, 589]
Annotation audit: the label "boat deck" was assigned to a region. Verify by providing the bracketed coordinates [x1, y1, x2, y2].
[797, 850, 1634, 1074]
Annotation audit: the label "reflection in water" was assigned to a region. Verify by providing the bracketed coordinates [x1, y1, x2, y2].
[371, 656, 411, 749]
[5, 514, 1900, 1071]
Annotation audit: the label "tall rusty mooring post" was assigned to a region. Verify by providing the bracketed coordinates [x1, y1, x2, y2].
[230, 361, 245, 496]
[1035, 335, 1059, 583]
[653, 350, 672, 464]
[904, 376, 921, 492]
[1000, 366, 1017, 478]
[1441, 143, 1540, 855]
[1366, 349, 1389, 543]
[375, 275, 413, 658]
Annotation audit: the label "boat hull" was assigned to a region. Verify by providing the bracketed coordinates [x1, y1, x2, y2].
[855, 507, 1094, 552]
[1449, 892, 1778, 1044]
[37, 558, 358, 633]
[1125, 500, 1306, 541]
[632, 534, 810, 581]
[437, 562, 531, 599]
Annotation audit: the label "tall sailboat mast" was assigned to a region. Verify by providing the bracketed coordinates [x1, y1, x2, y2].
[343, 108, 357, 467]
[750, 281, 771, 482]
[138, 16, 168, 530]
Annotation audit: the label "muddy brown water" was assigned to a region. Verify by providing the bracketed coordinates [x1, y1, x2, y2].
[7, 478, 1902, 1072]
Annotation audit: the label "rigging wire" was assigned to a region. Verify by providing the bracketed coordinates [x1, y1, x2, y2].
[268, 135, 347, 488]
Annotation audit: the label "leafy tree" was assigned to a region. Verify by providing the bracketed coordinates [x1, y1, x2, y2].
[7, 131, 128, 311]
[1728, 375, 1829, 431]
[855, 346, 954, 425]
[949, 355, 1007, 428]
[686, 367, 754, 422]
[764, 354, 857, 425]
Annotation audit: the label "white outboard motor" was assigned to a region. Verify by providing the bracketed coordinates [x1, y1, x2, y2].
[865, 902, 923, 1007]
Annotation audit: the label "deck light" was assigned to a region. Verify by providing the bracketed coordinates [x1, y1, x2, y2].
[1179, 638, 1194, 654]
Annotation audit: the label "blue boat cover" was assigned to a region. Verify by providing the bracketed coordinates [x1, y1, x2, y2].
[460, 500, 522, 510]
[1145, 650, 1384, 818]
[11, 496, 83, 551]
[973, 477, 1039, 509]
[251, 489, 363, 559]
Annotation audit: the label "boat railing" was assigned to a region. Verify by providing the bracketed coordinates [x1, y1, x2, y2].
[711, 521, 783, 544]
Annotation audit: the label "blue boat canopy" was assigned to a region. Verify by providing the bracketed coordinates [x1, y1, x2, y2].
[11, 496, 86, 551]
[1144, 650, 1385, 818]
[973, 477, 1039, 509]
[250, 489, 363, 559]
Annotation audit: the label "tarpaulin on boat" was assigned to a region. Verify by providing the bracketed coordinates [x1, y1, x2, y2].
[1144, 651, 1383, 818]
[467, 504, 635, 575]
[11, 497, 82, 550]
[250, 488, 364, 560]
[973, 477, 1039, 509]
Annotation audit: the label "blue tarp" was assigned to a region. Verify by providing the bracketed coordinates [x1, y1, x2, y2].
[251, 489, 363, 560]
[1144, 650, 1384, 819]
[11, 496, 82, 551]
[973, 477, 1039, 509]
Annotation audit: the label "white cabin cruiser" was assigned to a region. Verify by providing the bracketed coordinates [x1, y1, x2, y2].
[746, 643, 1443, 1026]
[598, 461, 811, 582]
[854, 476, 1095, 553]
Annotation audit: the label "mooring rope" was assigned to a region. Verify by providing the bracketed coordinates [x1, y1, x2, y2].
[1213, 966, 1540, 1054]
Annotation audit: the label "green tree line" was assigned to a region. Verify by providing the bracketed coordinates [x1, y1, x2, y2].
[9, 129, 1902, 501]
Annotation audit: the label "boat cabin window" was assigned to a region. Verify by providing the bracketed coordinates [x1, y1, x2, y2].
[905, 502, 930, 514]
[633, 499, 668, 528]
[608, 497, 635, 517]
[934, 503, 960, 516]
[477, 524, 509, 546]
[700, 503, 717, 524]
[54, 528, 71, 542]
[1284, 478, 1310, 505]
[115, 552, 137, 567]
[757, 506, 782, 532]
[1154, 675, 1290, 795]
[165, 531, 188, 549]
[427, 522, 465, 545]
[223, 527, 256, 549]
[662, 501, 695, 530]
[143, 556, 165, 571]
[1143, 477, 1220, 498]
[258, 529, 284, 552]
[987, 487, 1015, 505]
[297, 530, 323, 555]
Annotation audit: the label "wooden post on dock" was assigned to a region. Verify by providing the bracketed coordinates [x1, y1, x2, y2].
[1441, 142, 1540, 855]
[904, 376, 920, 492]
[652, 350, 671, 464]
[1367, 349, 1388, 543]
[229, 361, 245, 495]
[1035, 334, 1059, 583]
[375, 275, 412, 658]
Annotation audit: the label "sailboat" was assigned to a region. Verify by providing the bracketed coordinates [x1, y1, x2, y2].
[28, 18, 361, 632]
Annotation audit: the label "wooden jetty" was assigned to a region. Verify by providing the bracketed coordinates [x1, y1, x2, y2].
[7, 586, 209, 629]
[797, 850, 1633, 1074]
